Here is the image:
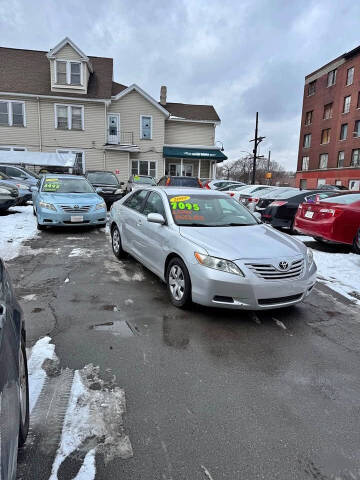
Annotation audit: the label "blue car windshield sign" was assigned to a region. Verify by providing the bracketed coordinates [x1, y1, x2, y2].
[42, 178, 94, 194]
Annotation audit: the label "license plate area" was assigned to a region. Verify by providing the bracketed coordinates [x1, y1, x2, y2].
[304, 211, 314, 219]
[71, 215, 84, 223]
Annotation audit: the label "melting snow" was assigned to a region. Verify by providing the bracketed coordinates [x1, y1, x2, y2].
[69, 248, 97, 258]
[0, 205, 37, 260]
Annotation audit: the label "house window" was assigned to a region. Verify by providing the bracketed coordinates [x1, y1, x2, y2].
[335, 180, 342, 186]
[321, 128, 331, 144]
[307, 80, 316, 96]
[317, 179, 326, 187]
[337, 151, 345, 168]
[319, 153, 328, 169]
[305, 111, 313, 125]
[299, 179, 307, 189]
[343, 95, 351, 113]
[327, 69, 337, 87]
[0, 146, 27, 152]
[140, 116, 152, 139]
[340, 123, 348, 140]
[351, 149, 360, 167]
[323, 103, 333, 120]
[56, 149, 85, 173]
[131, 160, 156, 177]
[302, 156, 309, 171]
[0, 100, 25, 127]
[56, 60, 82, 85]
[346, 67, 354, 86]
[55, 104, 84, 130]
[303, 133, 311, 148]
[354, 120, 360, 138]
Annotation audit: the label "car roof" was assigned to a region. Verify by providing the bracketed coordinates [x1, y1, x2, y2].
[43, 174, 84, 179]
[86, 170, 115, 173]
[154, 186, 225, 196]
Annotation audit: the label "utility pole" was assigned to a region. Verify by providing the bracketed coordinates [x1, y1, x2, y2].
[250, 112, 266, 185]
[267, 150, 271, 184]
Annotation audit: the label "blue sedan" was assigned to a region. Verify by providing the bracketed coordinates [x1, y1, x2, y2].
[32, 175, 107, 230]
[0, 258, 29, 480]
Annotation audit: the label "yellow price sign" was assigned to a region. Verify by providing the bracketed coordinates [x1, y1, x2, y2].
[265, 172, 272, 179]
[170, 196, 190, 202]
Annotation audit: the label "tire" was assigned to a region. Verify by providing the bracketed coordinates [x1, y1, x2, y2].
[18, 339, 29, 447]
[166, 257, 192, 308]
[37, 221, 46, 231]
[33, 206, 36, 216]
[111, 224, 126, 259]
[353, 228, 360, 254]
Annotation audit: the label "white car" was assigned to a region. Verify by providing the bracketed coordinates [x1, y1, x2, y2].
[225, 185, 272, 204]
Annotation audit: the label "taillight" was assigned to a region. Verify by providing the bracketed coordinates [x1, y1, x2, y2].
[248, 197, 259, 203]
[319, 208, 342, 217]
[298, 203, 303, 210]
[205, 183, 211, 189]
[166, 177, 170, 185]
[198, 178, 203, 188]
[269, 201, 288, 207]
[229, 193, 235, 197]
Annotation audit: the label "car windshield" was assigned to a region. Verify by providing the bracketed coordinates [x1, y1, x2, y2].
[41, 177, 94, 193]
[260, 188, 296, 199]
[168, 193, 258, 227]
[133, 176, 155, 185]
[322, 193, 360, 205]
[168, 177, 201, 187]
[87, 172, 118, 185]
[21, 167, 40, 179]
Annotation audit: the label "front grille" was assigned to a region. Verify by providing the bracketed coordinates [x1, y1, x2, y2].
[246, 259, 304, 280]
[258, 294, 303, 305]
[61, 205, 91, 213]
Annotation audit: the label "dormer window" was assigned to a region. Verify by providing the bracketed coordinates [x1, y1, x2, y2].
[55, 60, 82, 85]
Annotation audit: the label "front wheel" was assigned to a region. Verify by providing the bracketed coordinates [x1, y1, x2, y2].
[37, 221, 46, 231]
[166, 257, 192, 308]
[111, 224, 126, 259]
[18, 339, 29, 447]
[353, 228, 360, 254]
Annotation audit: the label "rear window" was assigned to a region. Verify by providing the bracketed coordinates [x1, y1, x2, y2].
[87, 172, 118, 185]
[268, 188, 301, 200]
[133, 176, 155, 185]
[322, 193, 360, 205]
[170, 177, 201, 187]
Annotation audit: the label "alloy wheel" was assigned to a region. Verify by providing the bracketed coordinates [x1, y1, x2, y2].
[112, 228, 120, 254]
[168, 265, 185, 301]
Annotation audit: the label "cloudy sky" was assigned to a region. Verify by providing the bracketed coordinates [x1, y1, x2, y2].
[1, 0, 360, 170]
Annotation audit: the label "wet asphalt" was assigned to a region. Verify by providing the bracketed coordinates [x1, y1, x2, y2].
[5, 218, 360, 480]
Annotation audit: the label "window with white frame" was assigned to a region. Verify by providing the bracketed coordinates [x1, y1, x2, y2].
[343, 95, 351, 113]
[0, 100, 25, 127]
[140, 116, 152, 139]
[337, 151, 345, 168]
[55, 104, 84, 130]
[131, 160, 156, 177]
[319, 153, 328, 169]
[327, 69, 337, 87]
[346, 67, 354, 86]
[351, 149, 360, 167]
[302, 156, 309, 171]
[55, 60, 82, 85]
[303, 133, 311, 148]
[57, 149, 85, 173]
[0, 146, 27, 151]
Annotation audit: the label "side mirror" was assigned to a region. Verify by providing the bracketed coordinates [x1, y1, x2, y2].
[147, 213, 165, 225]
[95, 187, 103, 193]
[253, 212, 262, 221]
[120, 182, 125, 186]
[30, 186, 38, 192]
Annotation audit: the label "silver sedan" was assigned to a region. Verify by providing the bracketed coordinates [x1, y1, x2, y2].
[109, 187, 317, 310]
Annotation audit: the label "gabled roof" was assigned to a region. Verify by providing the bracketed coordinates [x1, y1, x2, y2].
[164, 102, 220, 123]
[0, 47, 113, 99]
[47, 37, 93, 73]
[112, 83, 169, 116]
[111, 81, 127, 96]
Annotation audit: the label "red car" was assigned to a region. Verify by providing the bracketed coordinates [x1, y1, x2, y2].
[294, 192, 360, 253]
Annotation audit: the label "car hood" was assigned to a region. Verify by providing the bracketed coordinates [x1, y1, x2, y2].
[39, 193, 102, 204]
[179, 224, 306, 260]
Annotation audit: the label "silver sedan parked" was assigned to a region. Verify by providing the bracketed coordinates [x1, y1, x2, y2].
[109, 187, 317, 310]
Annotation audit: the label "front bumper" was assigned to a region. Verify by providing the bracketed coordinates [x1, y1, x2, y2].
[37, 207, 107, 227]
[190, 260, 317, 310]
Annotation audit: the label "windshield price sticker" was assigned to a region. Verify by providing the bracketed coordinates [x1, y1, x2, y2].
[134, 175, 140, 180]
[174, 213, 205, 221]
[43, 181, 60, 191]
[171, 201, 200, 211]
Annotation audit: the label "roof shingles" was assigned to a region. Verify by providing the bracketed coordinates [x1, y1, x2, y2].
[163, 102, 220, 122]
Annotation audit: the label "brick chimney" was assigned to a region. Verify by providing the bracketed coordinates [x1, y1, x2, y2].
[160, 85, 167, 106]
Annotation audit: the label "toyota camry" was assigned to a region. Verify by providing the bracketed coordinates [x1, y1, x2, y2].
[109, 187, 317, 310]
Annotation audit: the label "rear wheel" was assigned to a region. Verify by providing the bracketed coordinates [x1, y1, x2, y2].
[353, 228, 360, 254]
[166, 257, 192, 308]
[111, 224, 126, 259]
[18, 338, 29, 447]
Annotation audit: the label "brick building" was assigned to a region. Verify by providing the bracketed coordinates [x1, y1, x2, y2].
[296, 46, 360, 190]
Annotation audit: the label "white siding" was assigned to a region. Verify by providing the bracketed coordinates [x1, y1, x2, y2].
[105, 151, 129, 182]
[56, 44, 82, 61]
[0, 96, 40, 149]
[165, 120, 215, 146]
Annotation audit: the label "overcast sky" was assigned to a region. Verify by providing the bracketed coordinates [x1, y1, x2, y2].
[1, 0, 360, 170]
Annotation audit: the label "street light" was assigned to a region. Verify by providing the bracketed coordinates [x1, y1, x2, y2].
[215, 140, 224, 151]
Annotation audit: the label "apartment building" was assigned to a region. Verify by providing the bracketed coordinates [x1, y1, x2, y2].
[296, 45, 360, 190]
[0, 38, 226, 182]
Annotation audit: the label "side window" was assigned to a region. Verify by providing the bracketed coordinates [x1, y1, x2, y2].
[123, 190, 148, 212]
[157, 177, 164, 186]
[143, 192, 166, 217]
[6, 167, 22, 178]
[0, 166, 6, 174]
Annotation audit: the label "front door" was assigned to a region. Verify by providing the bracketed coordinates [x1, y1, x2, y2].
[107, 114, 120, 144]
[169, 163, 193, 176]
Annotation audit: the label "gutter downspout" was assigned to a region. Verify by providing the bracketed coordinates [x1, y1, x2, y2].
[37, 97, 42, 151]
[103, 101, 107, 169]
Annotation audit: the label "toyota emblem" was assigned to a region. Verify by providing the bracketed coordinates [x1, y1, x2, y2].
[278, 261, 289, 270]
[73, 205, 79, 209]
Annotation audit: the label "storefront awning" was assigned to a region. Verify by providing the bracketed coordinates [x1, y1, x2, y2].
[163, 146, 227, 161]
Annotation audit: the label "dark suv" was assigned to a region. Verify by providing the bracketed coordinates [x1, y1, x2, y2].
[157, 176, 203, 187]
[85, 170, 124, 208]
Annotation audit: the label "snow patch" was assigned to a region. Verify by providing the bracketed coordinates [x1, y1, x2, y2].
[0, 206, 37, 260]
[64, 277, 70, 283]
[125, 299, 134, 305]
[69, 248, 97, 258]
[27, 336, 56, 413]
[105, 260, 145, 282]
[22, 293, 37, 302]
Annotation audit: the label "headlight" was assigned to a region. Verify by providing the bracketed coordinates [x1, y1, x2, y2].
[95, 202, 106, 210]
[0, 187, 10, 194]
[39, 201, 56, 211]
[115, 189, 122, 194]
[307, 247, 314, 265]
[194, 252, 244, 276]
[17, 184, 30, 190]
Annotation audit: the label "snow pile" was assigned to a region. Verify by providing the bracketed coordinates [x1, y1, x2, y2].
[0, 205, 37, 260]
